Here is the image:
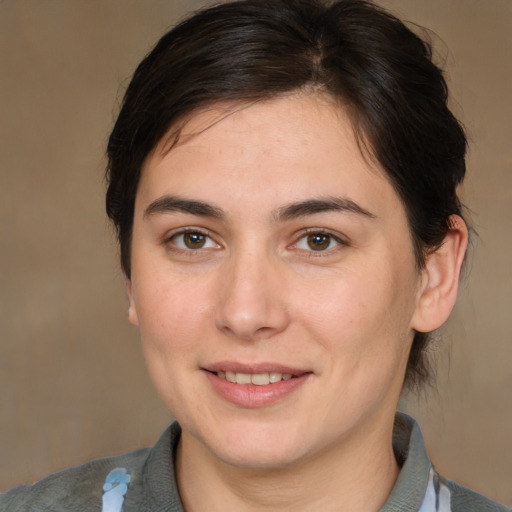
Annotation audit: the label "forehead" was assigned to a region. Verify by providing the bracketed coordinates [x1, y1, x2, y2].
[137, 93, 398, 219]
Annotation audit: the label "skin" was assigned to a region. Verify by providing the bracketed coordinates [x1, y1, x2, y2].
[127, 93, 467, 511]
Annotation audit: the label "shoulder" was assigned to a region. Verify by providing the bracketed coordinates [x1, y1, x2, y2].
[0, 423, 182, 512]
[419, 466, 510, 512]
[445, 478, 510, 512]
[387, 414, 510, 512]
[0, 448, 150, 512]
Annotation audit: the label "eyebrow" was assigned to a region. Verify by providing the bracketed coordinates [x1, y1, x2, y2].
[143, 196, 224, 220]
[143, 194, 376, 223]
[274, 197, 376, 222]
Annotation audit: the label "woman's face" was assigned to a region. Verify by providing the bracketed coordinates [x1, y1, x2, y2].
[128, 94, 425, 469]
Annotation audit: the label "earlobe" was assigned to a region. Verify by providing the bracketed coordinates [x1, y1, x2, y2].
[125, 277, 140, 326]
[412, 215, 468, 333]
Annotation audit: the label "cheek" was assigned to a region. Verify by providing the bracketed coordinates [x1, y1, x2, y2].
[133, 273, 213, 413]
[294, 262, 417, 364]
[134, 270, 212, 355]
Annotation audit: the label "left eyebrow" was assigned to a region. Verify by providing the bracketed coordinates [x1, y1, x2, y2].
[273, 197, 376, 222]
[143, 195, 225, 220]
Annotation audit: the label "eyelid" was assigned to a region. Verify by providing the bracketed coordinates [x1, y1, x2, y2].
[164, 226, 221, 251]
[289, 228, 349, 253]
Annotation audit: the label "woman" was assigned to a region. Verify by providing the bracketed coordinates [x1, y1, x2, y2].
[1, 0, 508, 510]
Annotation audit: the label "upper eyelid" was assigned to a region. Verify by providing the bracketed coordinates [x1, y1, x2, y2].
[161, 226, 349, 248]
[293, 228, 348, 244]
[163, 227, 221, 247]
[164, 226, 214, 239]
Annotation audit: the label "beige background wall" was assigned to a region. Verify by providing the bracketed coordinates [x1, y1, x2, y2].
[1, 0, 511, 505]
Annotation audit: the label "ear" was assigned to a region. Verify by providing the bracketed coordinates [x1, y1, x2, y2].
[412, 215, 468, 333]
[125, 277, 140, 326]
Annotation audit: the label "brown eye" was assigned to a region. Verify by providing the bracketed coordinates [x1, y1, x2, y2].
[183, 232, 207, 249]
[170, 231, 219, 251]
[306, 233, 332, 251]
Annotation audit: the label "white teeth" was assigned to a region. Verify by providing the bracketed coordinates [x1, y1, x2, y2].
[216, 371, 295, 385]
[251, 373, 270, 386]
[236, 373, 252, 384]
[269, 372, 282, 383]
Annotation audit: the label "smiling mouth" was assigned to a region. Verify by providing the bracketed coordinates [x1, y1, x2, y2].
[216, 371, 295, 386]
[205, 367, 311, 406]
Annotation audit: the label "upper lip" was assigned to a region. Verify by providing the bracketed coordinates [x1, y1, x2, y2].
[203, 361, 311, 376]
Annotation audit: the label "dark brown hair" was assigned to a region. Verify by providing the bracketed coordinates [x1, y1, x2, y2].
[106, 0, 467, 389]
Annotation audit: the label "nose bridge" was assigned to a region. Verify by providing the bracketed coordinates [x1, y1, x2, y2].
[214, 238, 288, 340]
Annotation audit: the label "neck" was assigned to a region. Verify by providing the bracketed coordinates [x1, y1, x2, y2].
[176, 416, 400, 512]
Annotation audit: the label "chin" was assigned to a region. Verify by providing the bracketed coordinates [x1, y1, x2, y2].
[213, 440, 304, 471]
[194, 415, 315, 470]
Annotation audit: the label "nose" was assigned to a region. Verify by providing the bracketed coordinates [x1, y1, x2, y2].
[214, 247, 290, 341]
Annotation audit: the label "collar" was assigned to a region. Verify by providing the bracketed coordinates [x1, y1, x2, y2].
[141, 413, 431, 512]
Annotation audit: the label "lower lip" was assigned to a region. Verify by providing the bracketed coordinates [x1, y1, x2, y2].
[204, 371, 311, 408]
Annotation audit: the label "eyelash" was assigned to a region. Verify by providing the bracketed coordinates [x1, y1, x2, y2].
[291, 229, 348, 255]
[164, 228, 220, 253]
[163, 227, 348, 256]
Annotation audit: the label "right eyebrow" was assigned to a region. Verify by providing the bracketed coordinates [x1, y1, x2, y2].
[274, 196, 376, 222]
[143, 195, 224, 220]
